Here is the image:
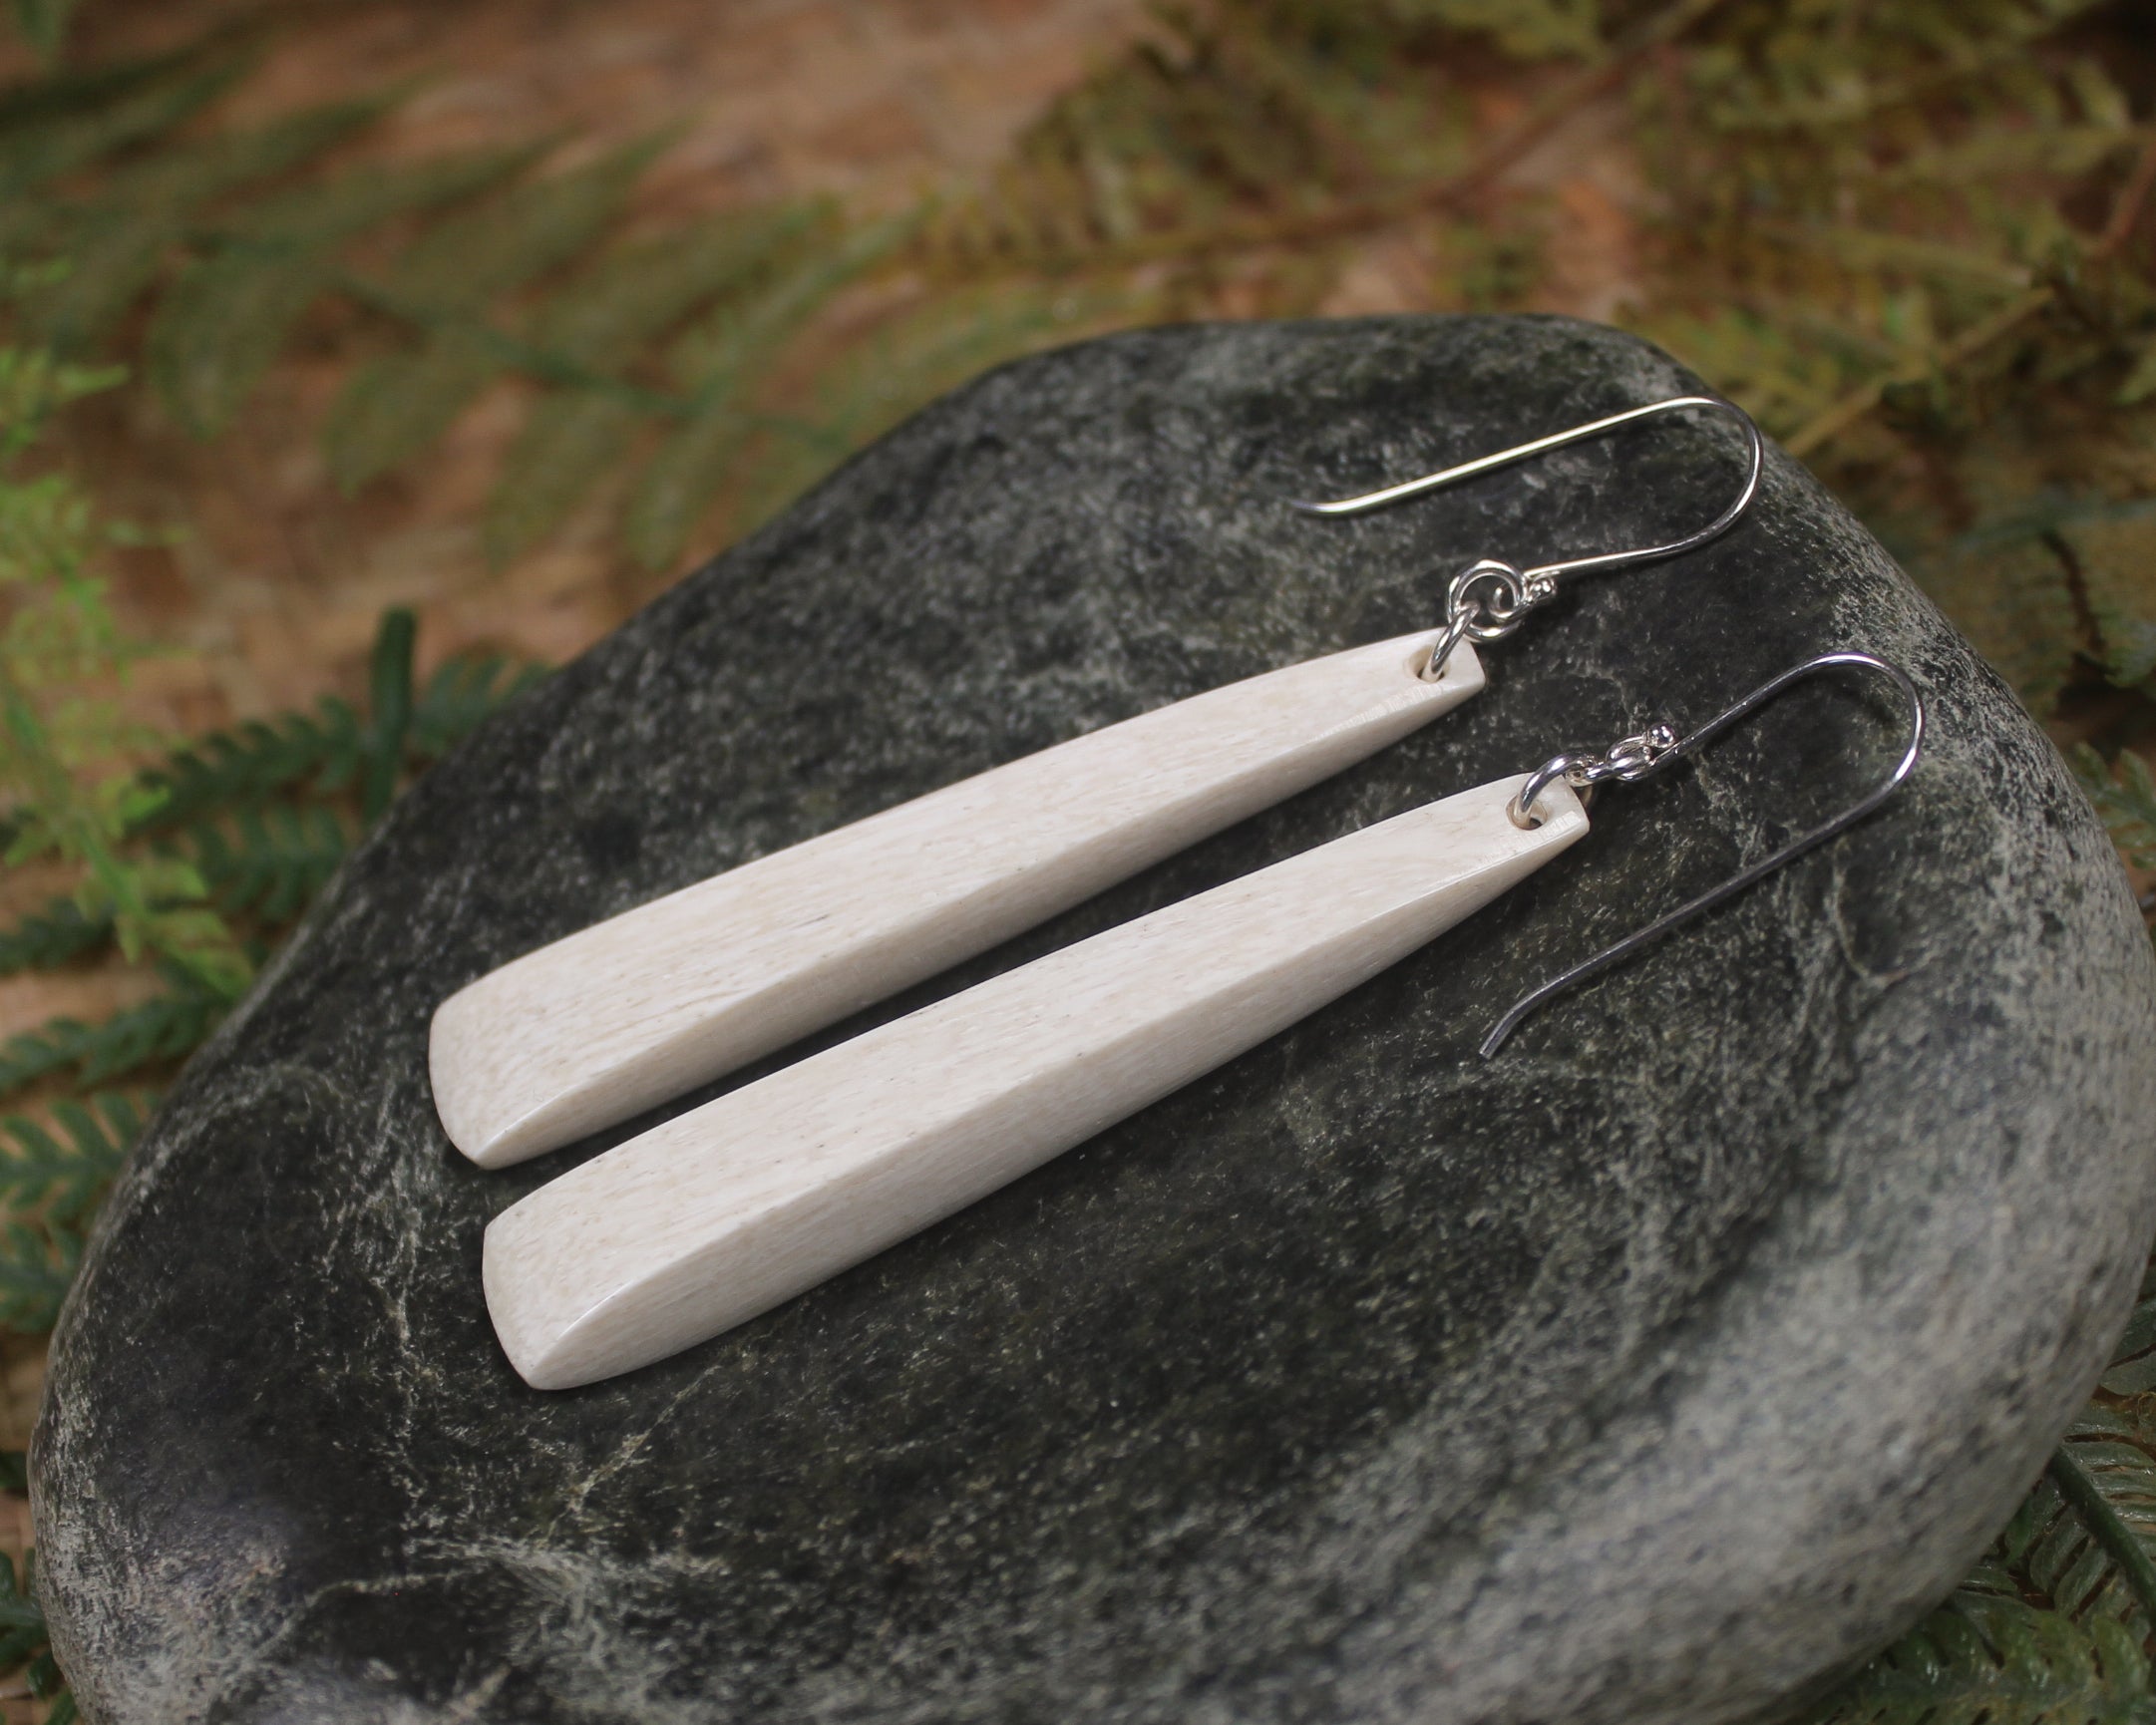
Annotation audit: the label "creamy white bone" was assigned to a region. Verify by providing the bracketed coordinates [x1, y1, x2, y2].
[484, 774, 1587, 1389]
[432, 632, 1482, 1168]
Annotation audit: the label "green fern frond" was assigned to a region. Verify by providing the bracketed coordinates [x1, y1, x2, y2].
[529, 201, 824, 372]
[1810, 1592, 2154, 1724]
[0, 53, 247, 201]
[324, 136, 672, 490]
[8, 0, 76, 65]
[98, 90, 393, 215]
[2102, 1263, 2156, 1395]
[1380, 0, 1602, 59]
[0, 1549, 46, 1665]
[177, 804, 348, 922]
[730, 282, 1129, 535]
[324, 327, 500, 494]
[369, 134, 669, 311]
[483, 203, 821, 560]
[627, 210, 914, 569]
[0, 892, 107, 972]
[2072, 747, 2156, 872]
[0, 1217, 79, 1330]
[1991, 1433, 2156, 1639]
[407, 651, 547, 762]
[149, 144, 543, 435]
[0, 1091, 142, 1223]
[483, 393, 642, 563]
[0, 970, 226, 1102]
[132, 697, 366, 832]
[1877, 122, 2139, 190]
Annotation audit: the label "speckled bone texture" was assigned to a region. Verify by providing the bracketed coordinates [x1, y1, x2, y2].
[32, 314, 2156, 1725]
[483, 774, 1587, 1391]
[429, 628, 1482, 1170]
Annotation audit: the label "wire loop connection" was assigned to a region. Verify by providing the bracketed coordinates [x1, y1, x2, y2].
[1293, 396, 1765, 677]
[1483, 650, 1925, 1057]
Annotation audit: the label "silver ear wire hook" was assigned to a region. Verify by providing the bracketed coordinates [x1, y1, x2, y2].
[1482, 650, 1925, 1058]
[1290, 397, 1765, 679]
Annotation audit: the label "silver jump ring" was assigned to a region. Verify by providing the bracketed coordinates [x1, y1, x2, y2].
[1506, 725, 1680, 827]
[1447, 559, 1532, 642]
[1507, 753, 1592, 828]
[1419, 610, 1477, 683]
[1425, 558, 1561, 681]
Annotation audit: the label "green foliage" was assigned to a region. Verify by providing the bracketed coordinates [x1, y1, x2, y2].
[0, 581, 540, 1380]
[1622, 0, 2156, 736]
[0, 967, 223, 1099]
[1384, 0, 1601, 58]
[0, 1091, 137, 1337]
[2075, 747, 2156, 872]
[1814, 1593, 2155, 1724]
[0, 604, 541, 1010]
[7, 0, 75, 66]
[0, 275, 249, 997]
[133, 696, 369, 834]
[0, 1091, 138, 1220]
[408, 651, 549, 764]
[149, 142, 542, 437]
[0, 892, 100, 973]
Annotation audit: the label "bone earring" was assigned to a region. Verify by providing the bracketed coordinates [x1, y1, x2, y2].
[428, 395, 1762, 1171]
[481, 649, 1919, 1390]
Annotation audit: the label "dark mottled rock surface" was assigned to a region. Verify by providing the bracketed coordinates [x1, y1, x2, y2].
[33, 316, 2156, 1724]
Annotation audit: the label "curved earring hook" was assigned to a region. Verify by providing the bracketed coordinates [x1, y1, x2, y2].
[1289, 395, 1765, 589]
[1481, 650, 1925, 1058]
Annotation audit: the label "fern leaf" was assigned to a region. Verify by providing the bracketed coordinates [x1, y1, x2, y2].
[360, 604, 415, 825]
[0, 975, 226, 1103]
[529, 201, 824, 371]
[27, 85, 398, 356]
[0, 1549, 42, 1628]
[245, 140, 544, 248]
[484, 393, 642, 563]
[0, 1092, 141, 1223]
[148, 146, 543, 436]
[102, 91, 391, 213]
[407, 651, 547, 761]
[627, 211, 914, 569]
[2072, 747, 2156, 872]
[147, 252, 330, 435]
[0, 1547, 54, 1714]
[622, 398, 757, 574]
[482, 204, 823, 559]
[8, 0, 76, 64]
[0, 54, 245, 197]
[1809, 1592, 2154, 1723]
[0, 892, 108, 972]
[322, 137, 669, 489]
[131, 697, 365, 832]
[372, 134, 668, 311]
[322, 328, 500, 494]
[1877, 123, 2138, 188]
[178, 804, 348, 923]
[2101, 1262, 2156, 1394]
[0, 1219, 79, 1331]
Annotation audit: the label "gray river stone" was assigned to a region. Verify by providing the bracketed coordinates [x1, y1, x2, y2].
[32, 315, 2156, 1724]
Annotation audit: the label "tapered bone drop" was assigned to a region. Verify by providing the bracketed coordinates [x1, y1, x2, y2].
[484, 774, 1587, 1389]
[432, 632, 1481, 1167]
